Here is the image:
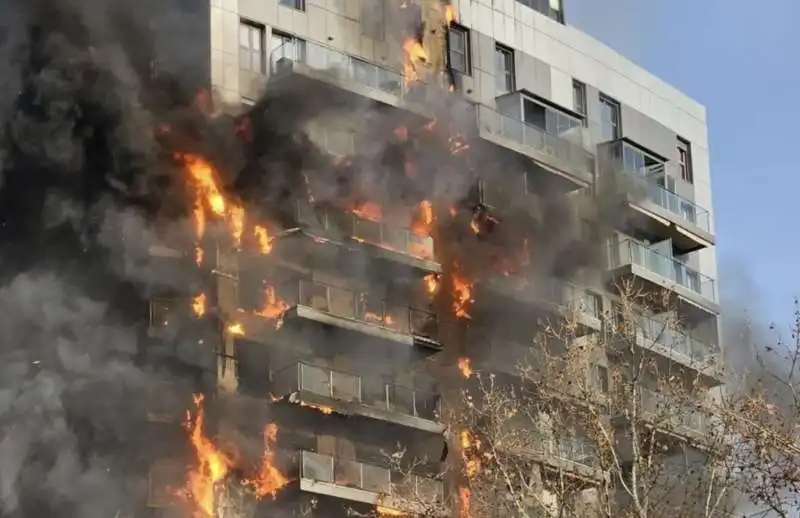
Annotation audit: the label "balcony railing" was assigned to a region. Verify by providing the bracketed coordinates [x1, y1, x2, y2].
[639, 388, 707, 434]
[641, 181, 711, 233]
[272, 361, 441, 421]
[299, 451, 443, 502]
[274, 278, 438, 339]
[638, 316, 718, 364]
[318, 205, 435, 261]
[271, 40, 404, 97]
[475, 104, 595, 178]
[609, 239, 716, 303]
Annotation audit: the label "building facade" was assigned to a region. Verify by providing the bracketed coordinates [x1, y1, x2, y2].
[144, 0, 722, 516]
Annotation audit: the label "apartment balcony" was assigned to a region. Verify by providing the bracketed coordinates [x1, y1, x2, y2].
[275, 278, 441, 350]
[269, 39, 429, 119]
[612, 315, 723, 385]
[613, 387, 709, 445]
[271, 361, 444, 434]
[499, 430, 604, 483]
[297, 450, 444, 514]
[606, 238, 719, 314]
[601, 140, 714, 254]
[474, 103, 595, 191]
[475, 275, 602, 334]
[291, 203, 440, 274]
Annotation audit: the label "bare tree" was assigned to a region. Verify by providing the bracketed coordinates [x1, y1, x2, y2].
[445, 283, 800, 518]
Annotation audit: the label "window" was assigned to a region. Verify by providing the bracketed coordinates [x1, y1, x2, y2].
[448, 25, 470, 74]
[572, 80, 587, 125]
[522, 97, 581, 135]
[495, 44, 515, 94]
[599, 94, 621, 141]
[592, 365, 610, 393]
[677, 137, 693, 184]
[279, 0, 305, 10]
[239, 21, 265, 73]
[515, 0, 564, 23]
[271, 30, 307, 64]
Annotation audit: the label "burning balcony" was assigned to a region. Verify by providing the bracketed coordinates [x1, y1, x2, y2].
[475, 275, 602, 335]
[274, 278, 441, 349]
[271, 361, 444, 433]
[147, 459, 186, 509]
[269, 39, 429, 118]
[609, 314, 723, 385]
[599, 140, 714, 254]
[474, 102, 595, 190]
[606, 238, 719, 314]
[297, 450, 444, 513]
[291, 203, 440, 274]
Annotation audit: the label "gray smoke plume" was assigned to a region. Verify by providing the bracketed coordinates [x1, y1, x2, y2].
[0, 0, 655, 516]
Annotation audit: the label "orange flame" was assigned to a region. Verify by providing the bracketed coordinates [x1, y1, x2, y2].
[452, 263, 474, 319]
[256, 285, 290, 320]
[458, 357, 472, 378]
[411, 200, 434, 235]
[424, 273, 439, 296]
[254, 225, 273, 255]
[460, 430, 481, 478]
[402, 37, 428, 85]
[184, 394, 234, 516]
[444, 3, 457, 24]
[192, 293, 207, 317]
[352, 200, 383, 221]
[299, 402, 334, 414]
[178, 153, 247, 249]
[459, 487, 471, 518]
[227, 323, 245, 336]
[243, 424, 289, 499]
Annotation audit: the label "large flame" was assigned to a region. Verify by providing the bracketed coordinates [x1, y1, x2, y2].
[184, 394, 234, 516]
[192, 293, 207, 317]
[411, 200, 434, 235]
[460, 430, 481, 479]
[459, 486, 471, 518]
[458, 357, 472, 378]
[402, 37, 429, 86]
[243, 424, 290, 499]
[256, 285, 290, 321]
[452, 263, 474, 319]
[352, 200, 383, 221]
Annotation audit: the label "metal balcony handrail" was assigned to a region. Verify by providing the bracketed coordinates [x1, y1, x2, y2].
[610, 238, 716, 302]
[311, 204, 435, 261]
[299, 451, 443, 499]
[474, 104, 595, 175]
[274, 277, 438, 338]
[270, 40, 405, 96]
[637, 316, 718, 362]
[271, 361, 441, 420]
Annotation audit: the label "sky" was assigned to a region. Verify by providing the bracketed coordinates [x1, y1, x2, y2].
[567, 0, 799, 329]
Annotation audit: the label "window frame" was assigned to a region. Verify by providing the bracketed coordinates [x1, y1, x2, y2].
[572, 79, 587, 126]
[271, 30, 307, 64]
[495, 44, 516, 94]
[279, 0, 306, 11]
[599, 93, 621, 141]
[239, 20, 266, 74]
[448, 24, 471, 75]
[677, 137, 694, 184]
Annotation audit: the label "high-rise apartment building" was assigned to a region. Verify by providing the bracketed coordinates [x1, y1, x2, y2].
[142, 0, 722, 516]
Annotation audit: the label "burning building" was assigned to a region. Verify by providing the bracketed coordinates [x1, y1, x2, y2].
[0, 0, 720, 517]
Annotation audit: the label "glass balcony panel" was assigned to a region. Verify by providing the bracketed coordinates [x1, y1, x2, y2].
[388, 384, 415, 416]
[362, 378, 389, 410]
[301, 451, 334, 482]
[409, 308, 437, 339]
[333, 458, 363, 488]
[271, 40, 403, 95]
[328, 284, 357, 319]
[353, 216, 382, 243]
[299, 363, 331, 397]
[331, 370, 361, 402]
[615, 240, 716, 302]
[362, 463, 392, 493]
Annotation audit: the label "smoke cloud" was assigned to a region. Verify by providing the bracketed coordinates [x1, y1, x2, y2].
[0, 0, 652, 516]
